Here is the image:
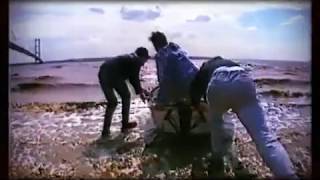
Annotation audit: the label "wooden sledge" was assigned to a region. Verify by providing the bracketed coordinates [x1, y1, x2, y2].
[147, 86, 210, 134]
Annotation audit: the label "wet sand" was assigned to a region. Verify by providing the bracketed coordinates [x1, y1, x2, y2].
[9, 99, 311, 179]
[9, 60, 311, 179]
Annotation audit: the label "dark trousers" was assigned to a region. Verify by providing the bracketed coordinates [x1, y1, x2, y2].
[99, 78, 131, 136]
[154, 86, 193, 135]
[177, 102, 192, 135]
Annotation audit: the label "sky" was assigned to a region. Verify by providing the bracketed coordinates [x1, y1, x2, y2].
[9, 1, 311, 63]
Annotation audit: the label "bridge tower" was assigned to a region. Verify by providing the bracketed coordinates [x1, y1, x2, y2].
[34, 38, 41, 63]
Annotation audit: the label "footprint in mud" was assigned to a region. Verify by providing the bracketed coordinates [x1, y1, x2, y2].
[116, 140, 144, 154]
[82, 131, 142, 158]
[142, 133, 212, 176]
[82, 133, 126, 158]
[142, 133, 257, 179]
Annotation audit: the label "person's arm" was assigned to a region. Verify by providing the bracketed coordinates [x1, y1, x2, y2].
[155, 55, 161, 83]
[129, 63, 143, 95]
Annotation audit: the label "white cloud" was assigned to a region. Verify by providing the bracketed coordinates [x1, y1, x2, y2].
[247, 26, 257, 31]
[280, 15, 304, 26]
[120, 6, 161, 22]
[187, 15, 211, 22]
[89, 7, 105, 15]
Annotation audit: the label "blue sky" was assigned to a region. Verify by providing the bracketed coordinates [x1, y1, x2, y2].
[239, 8, 310, 43]
[9, 1, 310, 63]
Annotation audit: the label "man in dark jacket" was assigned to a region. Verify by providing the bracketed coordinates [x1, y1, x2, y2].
[190, 56, 297, 179]
[98, 47, 150, 138]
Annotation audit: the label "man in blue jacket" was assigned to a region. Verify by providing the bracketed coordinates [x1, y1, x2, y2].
[149, 31, 199, 135]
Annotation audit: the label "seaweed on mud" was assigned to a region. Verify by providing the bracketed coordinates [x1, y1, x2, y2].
[17, 83, 55, 90]
[260, 90, 310, 98]
[9, 100, 311, 179]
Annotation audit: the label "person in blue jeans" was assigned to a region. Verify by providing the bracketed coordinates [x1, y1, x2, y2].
[149, 31, 198, 135]
[190, 56, 297, 179]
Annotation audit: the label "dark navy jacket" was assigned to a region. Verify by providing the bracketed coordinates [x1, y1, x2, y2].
[190, 56, 240, 106]
[99, 53, 144, 94]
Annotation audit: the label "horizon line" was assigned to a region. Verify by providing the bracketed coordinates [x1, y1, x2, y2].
[9, 55, 309, 66]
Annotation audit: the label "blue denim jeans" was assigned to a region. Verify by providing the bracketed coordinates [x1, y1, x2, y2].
[206, 67, 297, 179]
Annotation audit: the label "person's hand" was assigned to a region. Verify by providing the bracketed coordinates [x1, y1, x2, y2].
[142, 89, 151, 97]
[193, 103, 208, 112]
[140, 89, 150, 103]
[199, 104, 208, 112]
[192, 104, 200, 111]
[140, 93, 147, 103]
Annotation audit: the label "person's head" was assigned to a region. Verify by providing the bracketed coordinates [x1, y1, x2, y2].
[149, 31, 168, 52]
[135, 47, 150, 65]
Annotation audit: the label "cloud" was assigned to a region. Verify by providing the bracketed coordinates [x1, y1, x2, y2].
[10, 2, 75, 21]
[280, 15, 304, 26]
[89, 7, 105, 15]
[187, 15, 211, 22]
[246, 26, 257, 31]
[168, 32, 183, 39]
[120, 6, 161, 22]
[188, 34, 196, 39]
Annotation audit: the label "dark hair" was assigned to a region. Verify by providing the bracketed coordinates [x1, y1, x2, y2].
[149, 31, 168, 47]
[135, 47, 150, 58]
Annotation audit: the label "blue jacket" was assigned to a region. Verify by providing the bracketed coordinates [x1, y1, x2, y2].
[155, 42, 199, 104]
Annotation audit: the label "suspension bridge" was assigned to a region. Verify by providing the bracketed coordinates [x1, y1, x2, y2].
[9, 38, 43, 64]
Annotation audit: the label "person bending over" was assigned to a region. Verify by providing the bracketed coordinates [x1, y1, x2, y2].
[149, 31, 199, 135]
[190, 56, 297, 179]
[98, 47, 150, 138]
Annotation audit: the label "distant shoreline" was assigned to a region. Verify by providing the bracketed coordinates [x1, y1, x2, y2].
[8, 56, 212, 66]
[9, 56, 309, 66]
